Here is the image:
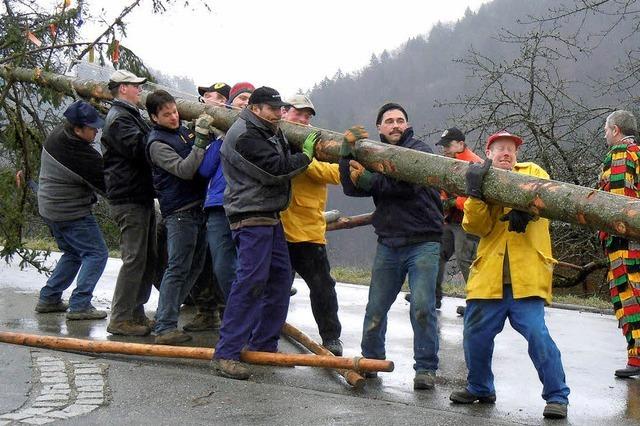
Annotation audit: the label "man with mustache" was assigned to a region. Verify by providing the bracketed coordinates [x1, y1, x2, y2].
[145, 90, 213, 345]
[449, 130, 570, 419]
[340, 103, 443, 390]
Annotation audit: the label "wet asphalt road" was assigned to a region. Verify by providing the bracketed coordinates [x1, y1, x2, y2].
[1, 253, 639, 425]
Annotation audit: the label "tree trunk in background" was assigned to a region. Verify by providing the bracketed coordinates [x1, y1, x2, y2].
[2, 65, 639, 240]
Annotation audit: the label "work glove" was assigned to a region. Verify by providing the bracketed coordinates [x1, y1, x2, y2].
[209, 125, 225, 140]
[302, 131, 321, 160]
[349, 160, 374, 190]
[340, 125, 368, 157]
[442, 196, 457, 211]
[465, 159, 492, 199]
[499, 210, 534, 233]
[194, 114, 214, 149]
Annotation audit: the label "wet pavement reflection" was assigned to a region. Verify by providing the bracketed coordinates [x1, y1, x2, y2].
[1, 255, 640, 424]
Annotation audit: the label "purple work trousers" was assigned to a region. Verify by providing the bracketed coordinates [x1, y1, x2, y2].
[214, 223, 292, 360]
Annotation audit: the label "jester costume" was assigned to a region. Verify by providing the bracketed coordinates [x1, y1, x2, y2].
[597, 138, 640, 367]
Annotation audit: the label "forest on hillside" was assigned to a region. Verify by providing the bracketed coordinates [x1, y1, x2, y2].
[320, 0, 640, 286]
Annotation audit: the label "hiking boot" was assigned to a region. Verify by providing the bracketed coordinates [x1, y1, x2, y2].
[35, 301, 68, 313]
[414, 371, 436, 390]
[615, 365, 640, 378]
[456, 305, 466, 316]
[134, 315, 156, 330]
[363, 371, 378, 379]
[155, 329, 192, 345]
[183, 311, 220, 332]
[212, 359, 251, 380]
[66, 307, 107, 320]
[290, 287, 298, 297]
[322, 339, 343, 356]
[449, 388, 496, 404]
[543, 402, 568, 419]
[107, 320, 151, 336]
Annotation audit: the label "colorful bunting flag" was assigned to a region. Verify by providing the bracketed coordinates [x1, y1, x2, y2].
[111, 40, 120, 63]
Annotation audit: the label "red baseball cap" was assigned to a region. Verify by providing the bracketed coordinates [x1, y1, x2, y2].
[486, 130, 523, 150]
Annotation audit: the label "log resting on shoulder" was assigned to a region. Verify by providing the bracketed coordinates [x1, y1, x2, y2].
[2, 65, 638, 240]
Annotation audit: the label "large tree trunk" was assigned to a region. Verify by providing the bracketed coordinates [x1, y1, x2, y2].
[3, 65, 639, 240]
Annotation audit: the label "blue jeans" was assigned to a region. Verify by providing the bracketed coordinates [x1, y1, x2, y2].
[154, 208, 207, 335]
[39, 215, 108, 312]
[205, 208, 237, 301]
[215, 224, 292, 360]
[463, 286, 570, 404]
[361, 241, 440, 372]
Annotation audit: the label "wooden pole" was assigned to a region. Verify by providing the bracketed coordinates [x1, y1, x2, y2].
[0, 331, 393, 372]
[326, 213, 373, 232]
[3, 65, 640, 240]
[281, 323, 365, 388]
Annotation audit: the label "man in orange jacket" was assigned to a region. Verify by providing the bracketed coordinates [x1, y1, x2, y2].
[433, 127, 481, 308]
[280, 95, 343, 356]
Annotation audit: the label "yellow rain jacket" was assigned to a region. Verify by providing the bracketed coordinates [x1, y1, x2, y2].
[462, 162, 556, 304]
[281, 159, 340, 244]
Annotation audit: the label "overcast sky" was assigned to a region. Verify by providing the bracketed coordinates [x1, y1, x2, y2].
[74, 0, 490, 97]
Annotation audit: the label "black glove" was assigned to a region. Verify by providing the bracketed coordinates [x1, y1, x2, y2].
[465, 159, 492, 199]
[499, 210, 534, 233]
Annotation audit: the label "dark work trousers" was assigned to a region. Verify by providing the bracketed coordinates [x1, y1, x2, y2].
[288, 242, 341, 341]
[214, 224, 292, 360]
[154, 207, 208, 335]
[436, 222, 479, 303]
[188, 250, 225, 313]
[110, 202, 157, 323]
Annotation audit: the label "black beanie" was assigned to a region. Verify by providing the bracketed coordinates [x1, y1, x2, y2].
[376, 102, 408, 125]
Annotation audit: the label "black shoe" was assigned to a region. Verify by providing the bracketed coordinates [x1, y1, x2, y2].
[322, 339, 343, 356]
[449, 388, 496, 404]
[363, 371, 378, 379]
[543, 402, 568, 419]
[290, 287, 298, 297]
[404, 292, 411, 302]
[615, 365, 640, 378]
[35, 301, 69, 313]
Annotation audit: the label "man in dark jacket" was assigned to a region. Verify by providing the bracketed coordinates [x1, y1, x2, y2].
[101, 69, 157, 337]
[145, 90, 211, 345]
[35, 100, 109, 320]
[212, 87, 318, 380]
[340, 103, 443, 390]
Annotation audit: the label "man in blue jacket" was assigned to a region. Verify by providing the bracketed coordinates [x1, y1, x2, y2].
[145, 90, 213, 345]
[340, 103, 443, 390]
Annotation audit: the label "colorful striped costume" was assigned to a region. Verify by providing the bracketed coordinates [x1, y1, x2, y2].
[598, 140, 640, 366]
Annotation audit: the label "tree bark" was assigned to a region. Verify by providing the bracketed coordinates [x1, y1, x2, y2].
[3, 65, 640, 240]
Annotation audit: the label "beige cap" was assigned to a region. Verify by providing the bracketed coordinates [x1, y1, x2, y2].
[286, 94, 315, 115]
[109, 69, 147, 85]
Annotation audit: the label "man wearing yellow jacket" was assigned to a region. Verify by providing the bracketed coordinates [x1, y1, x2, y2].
[280, 95, 343, 356]
[448, 130, 570, 420]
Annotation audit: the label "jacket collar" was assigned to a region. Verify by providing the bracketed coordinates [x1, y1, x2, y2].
[240, 108, 278, 134]
[112, 99, 141, 116]
[379, 127, 414, 147]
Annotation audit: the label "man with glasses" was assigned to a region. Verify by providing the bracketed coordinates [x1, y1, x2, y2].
[102, 69, 157, 337]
